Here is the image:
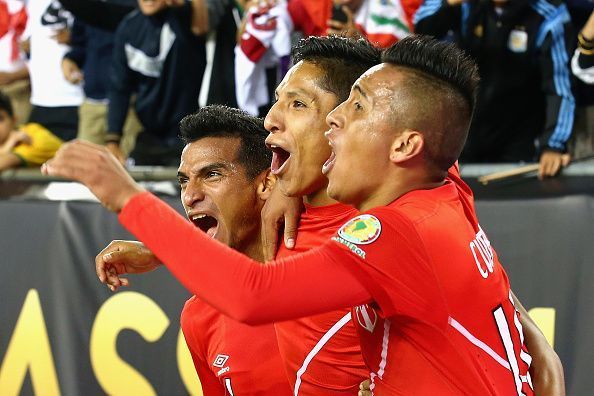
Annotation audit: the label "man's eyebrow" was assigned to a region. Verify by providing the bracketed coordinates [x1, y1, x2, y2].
[177, 162, 229, 179]
[196, 162, 229, 175]
[276, 88, 314, 100]
[353, 84, 368, 100]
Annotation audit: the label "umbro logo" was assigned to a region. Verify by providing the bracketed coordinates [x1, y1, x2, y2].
[213, 354, 229, 368]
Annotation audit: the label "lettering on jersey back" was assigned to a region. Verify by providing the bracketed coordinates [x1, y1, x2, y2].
[469, 226, 495, 278]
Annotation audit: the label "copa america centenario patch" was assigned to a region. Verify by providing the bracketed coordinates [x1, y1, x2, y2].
[337, 215, 382, 245]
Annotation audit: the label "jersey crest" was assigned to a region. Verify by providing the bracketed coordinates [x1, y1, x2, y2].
[338, 215, 382, 245]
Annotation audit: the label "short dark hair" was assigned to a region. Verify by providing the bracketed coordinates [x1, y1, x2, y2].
[179, 105, 271, 179]
[381, 35, 480, 172]
[0, 92, 14, 117]
[291, 35, 382, 104]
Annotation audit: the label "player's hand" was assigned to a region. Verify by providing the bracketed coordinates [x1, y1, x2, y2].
[260, 185, 303, 261]
[326, 6, 357, 37]
[96, 240, 162, 291]
[538, 150, 570, 180]
[105, 141, 127, 165]
[61, 58, 83, 84]
[42, 140, 144, 212]
[358, 379, 372, 396]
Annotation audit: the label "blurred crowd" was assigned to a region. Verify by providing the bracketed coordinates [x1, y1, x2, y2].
[0, 0, 593, 176]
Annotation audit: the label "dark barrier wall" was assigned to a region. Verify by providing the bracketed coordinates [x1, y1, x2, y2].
[0, 195, 592, 395]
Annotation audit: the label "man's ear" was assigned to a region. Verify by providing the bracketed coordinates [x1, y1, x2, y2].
[389, 129, 424, 164]
[257, 169, 277, 201]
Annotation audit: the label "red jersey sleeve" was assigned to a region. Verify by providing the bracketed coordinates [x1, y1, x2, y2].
[119, 192, 371, 325]
[329, 208, 448, 325]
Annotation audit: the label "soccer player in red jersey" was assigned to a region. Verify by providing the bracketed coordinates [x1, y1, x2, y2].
[99, 36, 381, 395]
[261, 36, 381, 395]
[95, 105, 291, 395]
[45, 36, 564, 394]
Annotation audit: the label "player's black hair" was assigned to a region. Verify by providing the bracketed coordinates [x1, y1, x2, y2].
[291, 35, 382, 104]
[381, 35, 480, 172]
[0, 92, 14, 117]
[179, 105, 271, 179]
[381, 35, 479, 110]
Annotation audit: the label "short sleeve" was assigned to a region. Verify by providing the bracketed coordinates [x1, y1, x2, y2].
[329, 208, 448, 324]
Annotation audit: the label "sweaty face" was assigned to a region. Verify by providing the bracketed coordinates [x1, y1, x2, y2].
[324, 64, 401, 208]
[177, 137, 264, 251]
[0, 110, 15, 145]
[264, 61, 339, 198]
[137, 0, 167, 16]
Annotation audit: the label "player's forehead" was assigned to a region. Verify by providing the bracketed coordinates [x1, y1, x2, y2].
[179, 137, 242, 172]
[275, 61, 333, 101]
[352, 64, 401, 102]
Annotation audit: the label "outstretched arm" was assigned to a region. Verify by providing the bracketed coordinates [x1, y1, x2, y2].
[43, 141, 371, 325]
[119, 191, 371, 325]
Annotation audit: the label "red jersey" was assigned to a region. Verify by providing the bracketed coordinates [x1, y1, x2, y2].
[275, 202, 368, 395]
[331, 166, 534, 395]
[120, 165, 534, 395]
[181, 296, 292, 396]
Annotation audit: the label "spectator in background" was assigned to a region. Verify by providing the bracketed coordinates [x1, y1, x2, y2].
[25, 0, 83, 142]
[106, 0, 228, 166]
[290, 0, 421, 47]
[61, 17, 142, 158]
[0, 92, 62, 172]
[0, 0, 30, 125]
[235, 0, 422, 115]
[570, 7, 594, 159]
[415, 0, 575, 178]
[59, 0, 136, 32]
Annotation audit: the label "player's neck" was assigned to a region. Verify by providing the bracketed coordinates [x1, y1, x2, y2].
[304, 187, 339, 207]
[357, 172, 445, 212]
[238, 233, 265, 263]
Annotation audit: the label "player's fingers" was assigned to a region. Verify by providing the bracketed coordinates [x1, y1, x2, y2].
[359, 379, 371, 390]
[261, 219, 280, 262]
[561, 154, 571, 167]
[262, 229, 279, 262]
[96, 242, 123, 282]
[283, 213, 299, 250]
[95, 256, 108, 283]
[106, 267, 122, 287]
[119, 278, 130, 287]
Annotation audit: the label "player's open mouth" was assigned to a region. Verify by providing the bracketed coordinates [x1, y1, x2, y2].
[190, 214, 219, 239]
[268, 144, 291, 175]
[322, 150, 336, 175]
